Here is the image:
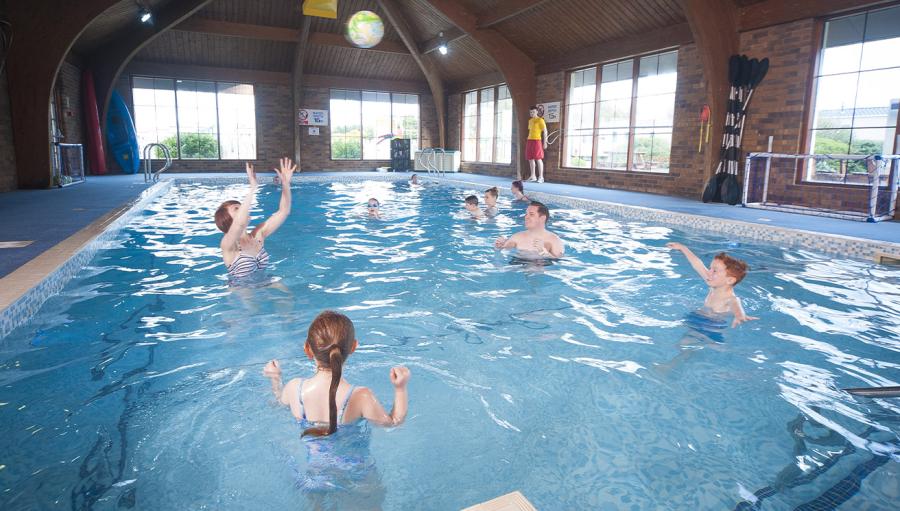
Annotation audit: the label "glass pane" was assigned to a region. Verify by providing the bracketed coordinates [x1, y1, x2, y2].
[634, 93, 675, 128]
[478, 88, 495, 162]
[639, 54, 658, 78]
[820, 43, 863, 75]
[811, 128, 852, 155]
[812, 74, 859, 129]
[495, 92, 512, 163]
[864, 6, 900, 42]
[860, 37, 900, 71]
[596, 129, 629, 169]
[330, 90, 361, 159]
[565, 134, 592, 168]
[569, 69, 596, 104]
[824, 14, 865, 48]
[131, 77, 178, 158]
[331, 137, 361, 159]
[176, 80, 219, 159]
[362, 92, 391, 160]
[852, 68, 900, 128]
[633, 129, 671, 173]
[850, 127, 894, 156]
[217, 82, 256, 160]
[392, 93, 419, 155]
[598, 98, 630, 128]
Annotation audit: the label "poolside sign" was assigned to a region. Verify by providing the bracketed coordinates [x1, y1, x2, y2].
[536, 102, 560, 123]
[298, 108, 328, 126]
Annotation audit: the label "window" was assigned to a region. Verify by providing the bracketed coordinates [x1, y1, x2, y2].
[132, 77, 257, 160]
[329, 89, 420, 160]
[564, 50, 677, 172]
[461, 85, 513, 164]
[806, 5, 900, 184]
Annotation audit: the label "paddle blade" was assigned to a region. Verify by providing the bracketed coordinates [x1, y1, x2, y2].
[739, 55, 752, 86]
[752, 57, 770, 88]
[728, 55, 741, 85]
[721, 174, 742, 205]
[845, 386, 900, 397]
[702, 174, 724, 203]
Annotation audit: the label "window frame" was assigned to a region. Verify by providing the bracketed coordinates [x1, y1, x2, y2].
[131, 75, 258, 161]
[561, 49, 678, 173]
[799, 5, 900, 187]
[460, 84, 514, 165]
[328, 88, 421, 161]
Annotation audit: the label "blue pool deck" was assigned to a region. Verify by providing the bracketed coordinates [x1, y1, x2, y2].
[1, 170, 900, 282]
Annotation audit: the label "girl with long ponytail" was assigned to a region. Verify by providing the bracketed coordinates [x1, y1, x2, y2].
[263, 310, 410, 438]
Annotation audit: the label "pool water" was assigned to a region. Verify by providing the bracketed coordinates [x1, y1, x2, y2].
[1, 179, 898, 510]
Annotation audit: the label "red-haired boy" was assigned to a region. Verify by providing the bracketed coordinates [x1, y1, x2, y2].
[667, 243, 757, 327]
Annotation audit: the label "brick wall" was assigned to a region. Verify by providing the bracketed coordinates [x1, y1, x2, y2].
[0, 0, 13, 192]
[56, 60, 84, 146]
[0, 69, 16, 192]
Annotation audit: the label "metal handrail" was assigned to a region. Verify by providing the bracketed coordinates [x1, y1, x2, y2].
[420, 147, 446, 177]
[142, 143, 172, 183]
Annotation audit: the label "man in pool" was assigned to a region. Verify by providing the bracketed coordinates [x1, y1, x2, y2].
[666, 242, 756, 327]
[494, 201, 564, 258]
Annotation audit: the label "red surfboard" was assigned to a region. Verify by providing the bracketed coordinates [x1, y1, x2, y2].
[82, 70, 107, 175]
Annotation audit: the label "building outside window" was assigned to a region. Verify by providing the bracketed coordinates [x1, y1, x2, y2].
[132, 77, 256, 160]
[563, 50, 677, 173]
[806, 5, 900, 185]
[462, 85, 513, 164]
[329, 89, 420, 160]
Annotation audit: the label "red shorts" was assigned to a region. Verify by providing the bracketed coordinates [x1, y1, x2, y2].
[526, 139, 544, 160]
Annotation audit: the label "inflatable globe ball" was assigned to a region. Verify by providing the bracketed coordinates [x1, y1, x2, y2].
[345, 10, 384, 49]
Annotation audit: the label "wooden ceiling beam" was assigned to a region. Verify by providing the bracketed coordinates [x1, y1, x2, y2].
[5, 0, 122, 188]
[175, 17, 299, 42]
[173, 18, 411, 54]
[420, 27, 467, 54]
[375, 0, 447, 147]
[90, 0, 215, 158]
[477, 0, 551, 28]
[308, 32, 410, 55]
[423, 0, 536, 178]
[536, 22, 693, 74]
[681, 0, 739, 183]
[293, 16, 313, 165]
[127, 61, 292, 85]
[739, 0, 894, 31]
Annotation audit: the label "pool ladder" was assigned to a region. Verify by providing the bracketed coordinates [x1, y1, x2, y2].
[420, 147, 446, 178]
[142, 143, 172, 183]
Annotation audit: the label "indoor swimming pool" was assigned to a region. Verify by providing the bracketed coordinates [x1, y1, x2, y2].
[1, 178, 898, 510]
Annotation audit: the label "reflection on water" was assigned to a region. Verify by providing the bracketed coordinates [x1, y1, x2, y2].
[0, 180, 898, 510]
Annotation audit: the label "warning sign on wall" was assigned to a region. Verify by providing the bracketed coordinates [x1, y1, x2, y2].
[298, 108, 328, 126]
[536, 102, 560, 123]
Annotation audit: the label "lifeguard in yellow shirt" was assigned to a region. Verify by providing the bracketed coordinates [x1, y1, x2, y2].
[526, 106, 548, 183]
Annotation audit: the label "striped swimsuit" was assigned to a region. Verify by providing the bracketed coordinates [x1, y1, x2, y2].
[227, 237, 269, 279]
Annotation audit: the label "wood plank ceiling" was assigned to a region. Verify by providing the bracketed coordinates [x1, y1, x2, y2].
[70, 0, 763, 88]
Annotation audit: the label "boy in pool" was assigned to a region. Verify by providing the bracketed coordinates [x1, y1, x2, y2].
[666, 242, 757, 327]
[464, 195, 484, 219]
[367, 198, 381, 219]
[483, 187, 499, 217]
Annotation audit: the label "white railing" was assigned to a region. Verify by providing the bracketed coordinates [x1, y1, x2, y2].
[142, 143, 172, 183]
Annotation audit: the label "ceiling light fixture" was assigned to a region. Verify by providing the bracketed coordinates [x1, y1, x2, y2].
[140, 8, 153, 23]
[437, 32, 448, 55]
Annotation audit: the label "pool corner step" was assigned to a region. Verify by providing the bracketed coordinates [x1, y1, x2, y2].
[462, 491, 537, 511]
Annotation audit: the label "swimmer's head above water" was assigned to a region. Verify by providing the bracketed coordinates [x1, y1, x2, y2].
[302, 311, 359, 438]
[710, 253, 749, 288]
[524, 200, 550, 230]
[214, 200, 241, 232]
